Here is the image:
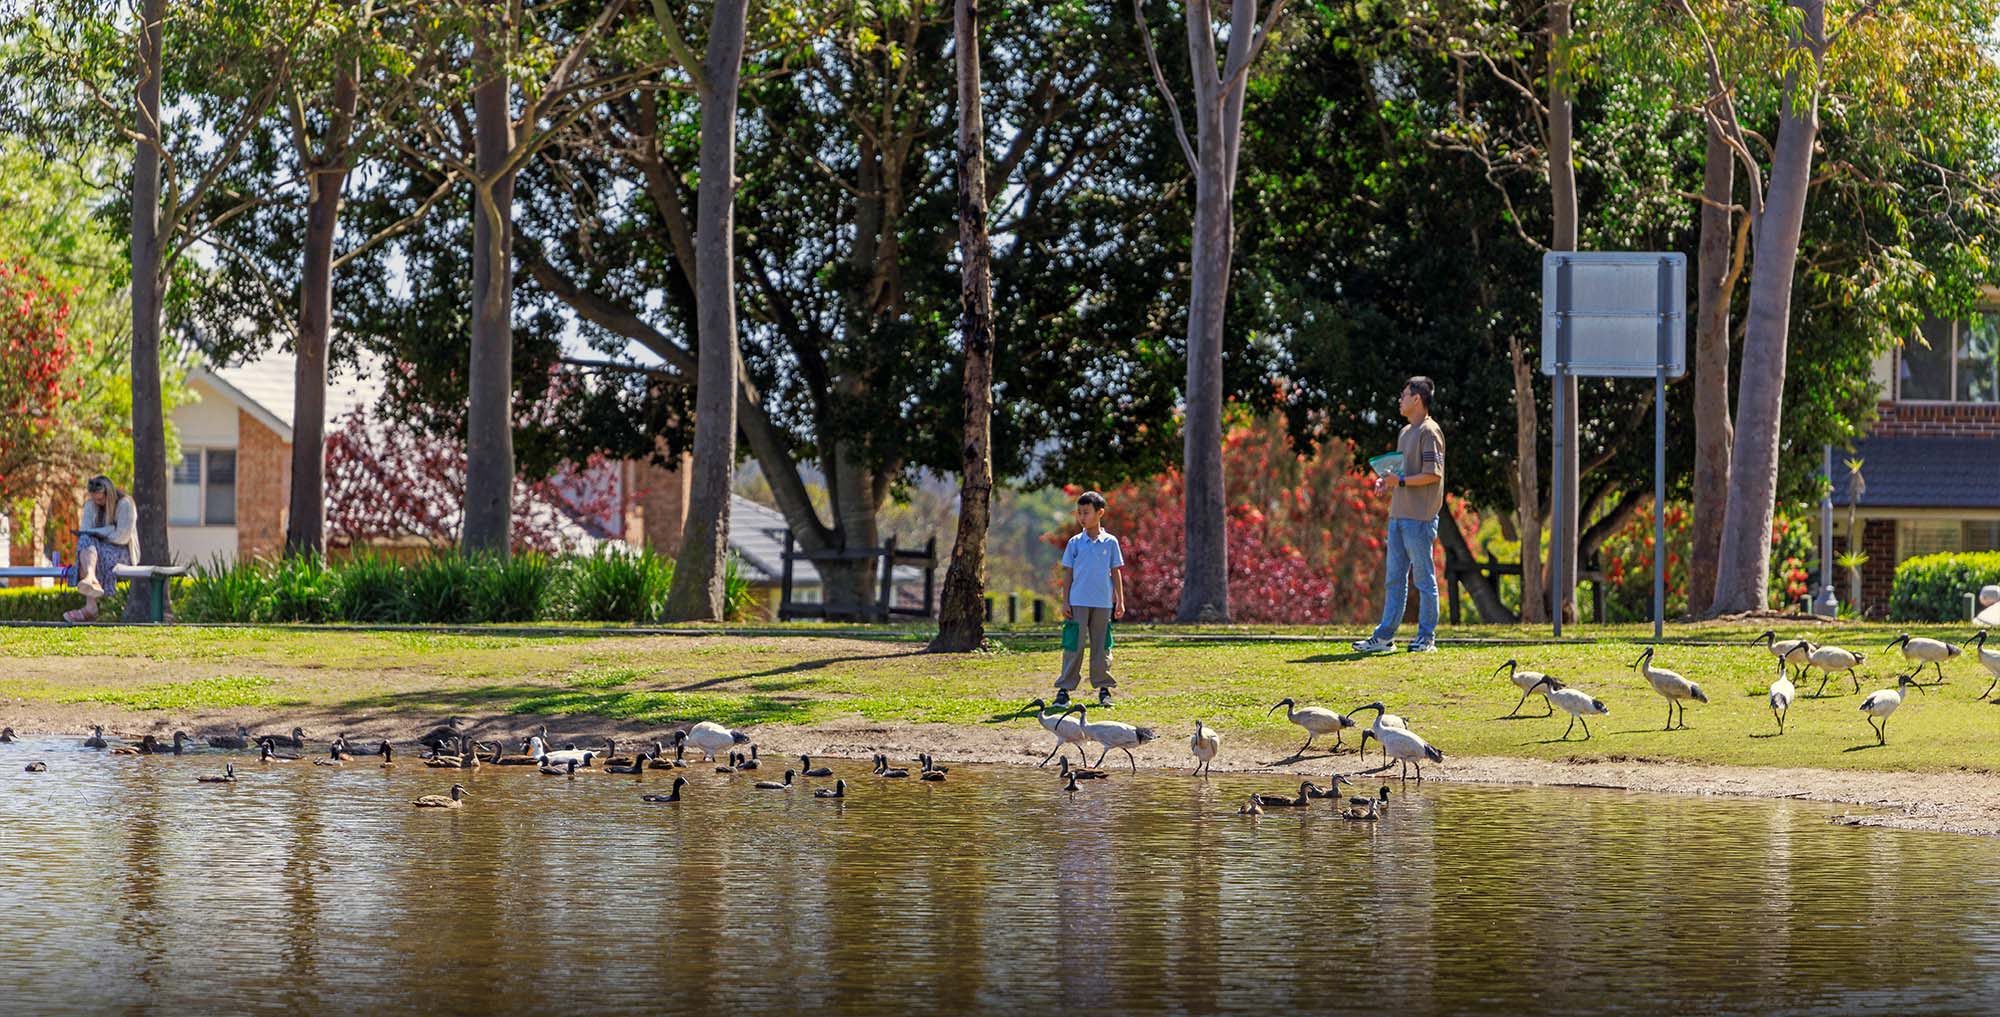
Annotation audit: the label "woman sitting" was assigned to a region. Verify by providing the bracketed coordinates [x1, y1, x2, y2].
[63, 475, 139, 624]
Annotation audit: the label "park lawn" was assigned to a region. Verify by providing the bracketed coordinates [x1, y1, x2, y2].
[0, 620, 1992, 773]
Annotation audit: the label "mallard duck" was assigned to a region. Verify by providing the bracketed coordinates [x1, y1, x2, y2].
[376, 741, 395, 767]
[873, 754, 910, 778]
[1237, 795, 1263, 816]
[800, 754, 834, 778]
[640, 776, 689, 803]
[113, 735, 158, 756]
[413, 784, 468, 809]
[24, 761, 47, 773]
[919, 761, 946, 783]
[196, 763, 237, 784]
[417, 718, 469, 751]
[1306, 775, 1354, 801]
[82, 725, 107, 749]
[259, 727, 308, 750]
[1058, 758, 1108, 781]
[814, 779, 847, 799]
[606, 753, 651, 775]
[1252, 782, 1316, 808]
[647, 741, 682, 769]
[753, 768, 795, 790]
[206, 726, 252, 750]
[736, 745, 762, 771]
[1063, 772, 1082, 795]
[540, 759, 579, 776]
[0, 726, 15, 743]
[602, 738, 635, 769]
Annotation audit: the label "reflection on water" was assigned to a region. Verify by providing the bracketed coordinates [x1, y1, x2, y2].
[4, 739, 2000, 1014]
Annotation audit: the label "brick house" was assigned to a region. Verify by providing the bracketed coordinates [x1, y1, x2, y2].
[1832, 292, 2000, 616]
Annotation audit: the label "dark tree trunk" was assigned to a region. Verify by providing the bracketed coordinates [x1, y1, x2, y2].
[1687, 118, 1735, 615]
[1436, 509, 1515, 623]
[462, 2, 517, 556]
[664, 0, 751, 621]
[931, 0, 996, 653]
[124, 0, 169, 620]
[286, 65, 358, 558]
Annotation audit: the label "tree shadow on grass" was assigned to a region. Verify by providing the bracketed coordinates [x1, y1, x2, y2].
[668, 649, 929, 692]
[339, 686, 817, 729]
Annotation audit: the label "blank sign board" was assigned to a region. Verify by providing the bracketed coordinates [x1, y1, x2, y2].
[1541, 252, 1687, 378]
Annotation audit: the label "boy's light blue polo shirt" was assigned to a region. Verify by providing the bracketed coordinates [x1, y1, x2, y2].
[1061, 530, 1124, 608]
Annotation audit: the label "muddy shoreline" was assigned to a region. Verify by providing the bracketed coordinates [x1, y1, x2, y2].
[6, 702, 1994, 837]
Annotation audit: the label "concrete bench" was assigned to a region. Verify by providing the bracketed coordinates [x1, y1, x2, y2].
[113, 564, 192, 622]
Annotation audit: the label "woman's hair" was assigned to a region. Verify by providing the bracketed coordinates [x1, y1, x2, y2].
[85, 475, 124, 528]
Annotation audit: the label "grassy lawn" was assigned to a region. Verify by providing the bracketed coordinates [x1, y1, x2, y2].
[1, 620, 1993, 772]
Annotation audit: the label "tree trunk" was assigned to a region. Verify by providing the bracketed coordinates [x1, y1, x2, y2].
[1687, 118, 1735, 615]
[285, 67, 359, 559]
[664, 0, 751, 622]
[1547, 0, 1578, 625]
[462, 4, 517, 556]
[1712, 5, 1824, 615]
[124, 0, 169, 621]
[1436, 506, 1515, 623]
[930, 0, 996, 653]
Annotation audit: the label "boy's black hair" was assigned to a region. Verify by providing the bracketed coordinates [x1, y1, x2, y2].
[1405, 376, 1435, 411]
[1076, 490, 1107, 511]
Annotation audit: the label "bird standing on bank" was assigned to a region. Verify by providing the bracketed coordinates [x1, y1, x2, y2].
[1768, 658, 1796, 734]
[1267, 698, 1355, 758]
[1886, 633, 1961, 686]
[1801, 644, 1866, 697]
[1061, 705, 1156, 774]
[1633, 647, 1706, 730]
[1496, 660, 1557, 717]
[1966, 631, 2000, 699]
[1188, 720, 1220, 776]
[1860, 674, 1924, 745]
[1023, 697, 1091, 768]
[1525, 677, 1609, 740]
[1751, 631, 1816, 682]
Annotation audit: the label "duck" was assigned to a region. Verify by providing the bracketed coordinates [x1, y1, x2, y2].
[753, 768, 796, 790]
[874, 754, 911, 778]
[716, 751, 743, 774]
[647, 742, 681, 769]
[1189, 720, 1221, 776]
[919, 765, 947, 783]
[676, 721, 751, 762]
[919, 753, 949, 774]
[1497, 659, 1559, 717]
[259, 743, 298, 764]
[814, 779, 848, 799]
[206, 726, 253, 750]
[539, 743, 596, 769]
[112, 735, 158, 756]
[417, 718, 470, 751]
[540, 759, 580, 776]
[259, 727, 309, 750]
[82, 725, 107, 749]
[601, 738, 635, 769]
[1308, 774, 1356, 800]
[196, 763, 237, 784]
[1063, 772, 1083, 795]
[1023, 697, 1091, 767]
[641, 776, 690, 803]
[376, 741, 396, 767]
[1267, 698, 1355, 757]
[736, 745, 762, 771]
[413, 784, 468, 809]
[426, 739, 470, 768]
[332, 736, 359, 761]
[1237, 795, 1263, 817]
[1058, 757, 1108, 781]
[489, 737, 546, 766]
[150, 730, 190, 755]
[1252, 781, 1316, 808]
[24, 761, 47, 773]
[606, 753, 651, 775]
[0, 726, 15, 743]
[1633, 647, 1707, 730]
[800, 754, 834, 778]
[1060, 705, 1156, 773]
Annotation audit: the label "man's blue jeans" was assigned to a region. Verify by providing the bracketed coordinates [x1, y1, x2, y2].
[1369, 517, 1439, 645]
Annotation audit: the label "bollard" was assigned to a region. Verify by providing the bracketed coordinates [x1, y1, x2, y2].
[1032, 599, 1045, 624]
[1007, 593, 1019, 625]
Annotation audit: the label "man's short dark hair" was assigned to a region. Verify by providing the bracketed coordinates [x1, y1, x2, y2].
[1076, 490, 1107, 511]
[1405, 376, 1435, 411]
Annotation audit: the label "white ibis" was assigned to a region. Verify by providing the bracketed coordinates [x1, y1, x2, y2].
[1268, 698, 1356, 757]
[1189, 720, 1221, 776]
[1751, 630, 1816, 681]
[1024, 697, 1090, 767]
[1358, 724, 1445, 782]
[1886, 633, 1961, 686]
[1525, 677, 1609, 740]
[1768, 658, 1796, 734]
[1633, 647, 1707, 730]
[1496, 659, 1556, 717]
[675, 721, 751, 761]
[1970, 631, 2000, 699]
[1061, 706, 1157, 773]
[1859, 673, 1924, 745]
[1802, 644, 1867, 697]
[1346, 701, 1407, 765]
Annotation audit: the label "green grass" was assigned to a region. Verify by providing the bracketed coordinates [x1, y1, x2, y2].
[2, 621, 1993, 773]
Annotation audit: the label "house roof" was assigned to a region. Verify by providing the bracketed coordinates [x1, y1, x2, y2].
[1830, 436, 2000, 509]
[726, 496, 929, 590]
[188, 352, 383, 444]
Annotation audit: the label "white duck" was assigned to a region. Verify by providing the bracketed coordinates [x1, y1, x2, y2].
[1023, 697, 1090, 767]
[1495, 659, 1556, 717]
[1633, 647, 1706, 730]
[1060, 706, 1156, 774]
[1268, 698, 1355, 757]
[675, 721, 751, 762]
[1524, 677, 1609, 740]
[539, 744, 597, 768]
[1188, 720, 1220, 776]
[1886, 633, 1961, 686]
[1859, 673, 1923, 745]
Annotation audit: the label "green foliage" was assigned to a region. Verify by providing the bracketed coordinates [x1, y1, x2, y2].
[405, 553, 476, 625]
[178, 559, 270, 623]
[1891, 552, 2000, 623]
[722, 554, 756, 622]
[264, 554, 335, 623]
[0, 585, 127, 621]
[566, 547, 673, 623]
[469, 553, 558, 623]
[70, 675, 278, 711]
[330, 551, 406, 623]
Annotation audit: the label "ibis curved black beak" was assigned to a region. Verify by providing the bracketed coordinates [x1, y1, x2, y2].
[1492, 659, 1516, 676]
[1267, 699, 1289, 715]
[1887, 634, 1910, 650]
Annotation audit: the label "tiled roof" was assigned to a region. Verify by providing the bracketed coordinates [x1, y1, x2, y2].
[1830, 436, 2000, 509]
[197, 352, 383, 436]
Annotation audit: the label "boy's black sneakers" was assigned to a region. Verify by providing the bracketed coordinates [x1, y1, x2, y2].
[1098, 687, 1113, 707]
[1052, 689, 1071, 706]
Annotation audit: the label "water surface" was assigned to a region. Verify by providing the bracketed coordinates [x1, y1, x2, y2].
[3, 739, 1997, 1015]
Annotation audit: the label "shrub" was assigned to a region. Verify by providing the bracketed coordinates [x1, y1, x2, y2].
[404, 553, 475, 624]
[568, 547, 672, 622]
[723, 554, 756, 621]
[470, 552, 557, 623]
[1891, 551, 2000, 622]
[331, 550, 406, 623]
[177, 559, 270, 623]
[0, 586, 128, 621]
[264, 554, 335, 622]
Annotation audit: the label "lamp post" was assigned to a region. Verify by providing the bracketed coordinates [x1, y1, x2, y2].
[1814, 443, 1839, 617]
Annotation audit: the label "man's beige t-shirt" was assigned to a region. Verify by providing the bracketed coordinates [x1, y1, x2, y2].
[1388, 417, 1445, 521]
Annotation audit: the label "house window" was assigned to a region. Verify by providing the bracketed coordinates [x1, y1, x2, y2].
[1899, 312, 2000, 403]
[169, 448, 237, 526]
[1896, 519, 2000, 563]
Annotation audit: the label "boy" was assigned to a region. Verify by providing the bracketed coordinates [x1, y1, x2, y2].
[1056, 490, 1125, 706]
[1352, 376, 1445, 653]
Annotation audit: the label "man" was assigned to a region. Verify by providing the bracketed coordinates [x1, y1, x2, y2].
[1353, 376, 1445, 653]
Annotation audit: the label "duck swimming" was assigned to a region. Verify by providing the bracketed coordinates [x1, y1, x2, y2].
[82, 726, 107, 749]
[0, 727, 16, 743]
[540, 759, 580, 777]
[640, 776, 690, 803]
[814, 779, 847, 799]
[196, 763, 236, 784]
[800, 754, 833, 778]
[1058, 758, 1108, 781]
[606, 753, 651, 775]
[413, 784, 468, 809]
[112, 735, 158, 756]
[874, 754, 910, 778]
[206, 726, 253, 750]
[753, 769, 796, 790]
[24, 761, 47, 773]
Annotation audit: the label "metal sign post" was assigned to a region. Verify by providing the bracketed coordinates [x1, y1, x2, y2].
[1542, 252, 1687, 639]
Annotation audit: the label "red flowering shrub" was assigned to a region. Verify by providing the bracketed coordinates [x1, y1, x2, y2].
[0, 259, 86, 502]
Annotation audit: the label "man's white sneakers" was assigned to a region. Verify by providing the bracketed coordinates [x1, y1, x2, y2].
[1351, 636, 1395, 653]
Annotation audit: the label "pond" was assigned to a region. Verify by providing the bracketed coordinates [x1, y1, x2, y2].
[3, 738, 1999, 1015]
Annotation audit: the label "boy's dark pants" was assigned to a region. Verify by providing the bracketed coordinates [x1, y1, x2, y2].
[1056, 605, 1116, 690]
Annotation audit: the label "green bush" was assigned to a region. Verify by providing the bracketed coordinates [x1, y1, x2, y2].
[404, 553, 475, 624]
[264, 554, 335, 622]
[723, 554, 756, 621]
[568, 547, 672, 622]
[331, 551, 406, 623]
[0, 586, 128, 621]
[176, 558, 269, 622]
[470, 552, 557, 622]
[1890, 551, 2000, 622]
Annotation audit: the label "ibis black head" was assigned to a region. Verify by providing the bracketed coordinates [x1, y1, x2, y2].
[1971, 631, 1989, 650]
[1751, 630, 1776, 647]
[1493, 659, 1519, 677]
[1528, 675, 1560, 693]
[1631, 647, 1656, 668]
[1268, 698, 1295, 714]
[1887, 633, 1912, 650]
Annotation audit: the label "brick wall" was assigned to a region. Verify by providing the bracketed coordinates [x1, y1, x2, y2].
[236, 409, 291, 561]
[1861, 518, 1897, 617]
[631, 449, 691, 557]
[1869, 401, 2000, 438]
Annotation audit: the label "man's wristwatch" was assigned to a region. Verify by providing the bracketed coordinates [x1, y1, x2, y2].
[1397, 474, 1407, 488]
